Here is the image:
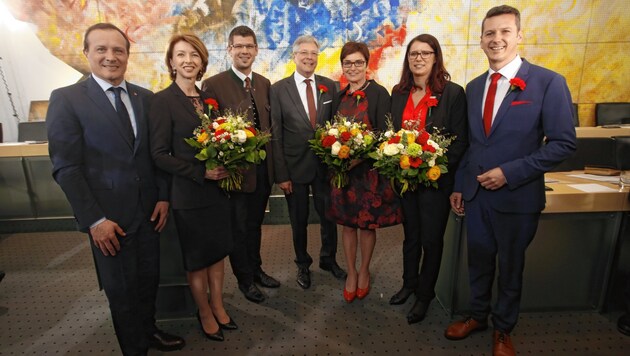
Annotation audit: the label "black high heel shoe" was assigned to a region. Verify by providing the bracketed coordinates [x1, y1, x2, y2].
[216, 315, 238, 330]
[196, 312, 224, 341]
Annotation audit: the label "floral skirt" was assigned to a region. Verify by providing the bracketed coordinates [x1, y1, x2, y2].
[326, 161, 403, 229]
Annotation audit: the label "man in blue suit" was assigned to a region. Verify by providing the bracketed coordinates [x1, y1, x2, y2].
[444, 5, 576, 356]
[46, 23, 184, 355]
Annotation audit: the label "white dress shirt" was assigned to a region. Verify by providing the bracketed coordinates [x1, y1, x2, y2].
[482, 55, 523, 125]
[293, 71, 318, 113]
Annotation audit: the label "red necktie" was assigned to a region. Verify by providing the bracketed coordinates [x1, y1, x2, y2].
[244, 77, 251, 92]
[483, 73, 502, 136]
[304, 79, 317, 128]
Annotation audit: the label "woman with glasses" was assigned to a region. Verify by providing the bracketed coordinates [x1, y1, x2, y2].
[388, 34, 468, 324]
[327, 41, 403, 303]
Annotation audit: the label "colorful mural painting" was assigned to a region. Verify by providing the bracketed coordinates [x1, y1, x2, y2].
[3, 0, 630, 126]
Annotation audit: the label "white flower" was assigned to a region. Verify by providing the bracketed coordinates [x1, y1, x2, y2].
[331, 141, 342, 155]
[383, 143, 401, 156]
[234, 130, 247, 143]
[328, 128, 339, 136]
[344, 121, 351, 127]
[384, 130, 393, 138]
[428, 158, 436, 167]
[212, 122, 220, 129]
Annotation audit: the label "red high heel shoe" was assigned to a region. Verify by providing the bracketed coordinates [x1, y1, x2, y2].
[356, 283, 370, 299]
[343, 288, 357, 303]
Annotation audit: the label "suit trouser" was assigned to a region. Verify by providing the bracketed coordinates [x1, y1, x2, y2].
[285, 174, 338, 268]
[229, 192, 254, 286]
[245, 163, 272, 274]
[90, 217, 159, 356]
[400, 187, 450, 302]
[465, 188, 540, 333]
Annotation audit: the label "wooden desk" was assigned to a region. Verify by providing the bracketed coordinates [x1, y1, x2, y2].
[576, 126, 630, 138]
[545, 171, 629, 213]
[0, 142, 49, 157]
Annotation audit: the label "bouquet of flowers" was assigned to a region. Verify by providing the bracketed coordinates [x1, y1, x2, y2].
[308, 115, 376, 188]
[184, 105, 270, 191]
[368, 122, 454, 195]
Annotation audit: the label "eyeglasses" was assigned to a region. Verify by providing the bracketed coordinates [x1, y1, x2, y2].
[342, 60, 366, 68]
[408, 51, 435, 60]
[230, 44, 257, 50]
[295, 50, 319, 57]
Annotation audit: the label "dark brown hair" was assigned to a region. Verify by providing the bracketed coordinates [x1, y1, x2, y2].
[228, 25, 258, 46]
[165, 34, 209, 81]
[482, 5, 521, 33]
[83, 23, 130, 53]
[394, 34, 450, 94]
[340, 41, 370, 63]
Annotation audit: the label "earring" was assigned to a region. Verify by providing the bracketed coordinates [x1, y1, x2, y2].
[197, 71, 204, 81]
[172, 69, 177, 77]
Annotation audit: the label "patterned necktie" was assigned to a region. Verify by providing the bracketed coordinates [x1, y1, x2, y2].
[244, 77, 260, 129]
[483, 73, 502, 136]
[109, 87, 135, 143]
[304, 79, 317, 128]
[244, 77, 251, 92]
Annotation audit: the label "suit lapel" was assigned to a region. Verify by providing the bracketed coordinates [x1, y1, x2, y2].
[314, 75, 330, 126]
[127, 83, 144, 153]
[169, 82, 201, 120]
[285, 75, 312, 128]
[86, 77, 134, 149]
[490, 60, 531, 136]
[468, 76, 487, 139]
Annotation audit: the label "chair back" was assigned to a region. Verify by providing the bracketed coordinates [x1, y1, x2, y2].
[17, 121, 47, 142]
[595, 102, 630, 126]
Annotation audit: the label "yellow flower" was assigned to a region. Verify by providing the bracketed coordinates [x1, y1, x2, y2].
[196, 131, 209, 143]
[245, 129, 254, 138]
[427, 166, 441, 181]
[338, 126, 348, 133]
[379, 142, 387, 151]
[407, 133, 416, 145]
[399, 155, 410, 169]
[350, 128, 361, 136]
[338, 145, 351, 159]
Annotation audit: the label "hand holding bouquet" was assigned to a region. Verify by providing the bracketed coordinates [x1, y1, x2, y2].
[184, 107, 270, 191]
[308, 115, 376, 188]
[369, 122, 454, 195]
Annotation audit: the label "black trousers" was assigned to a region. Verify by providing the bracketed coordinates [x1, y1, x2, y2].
[285, 172, 338, 268]
[90, 217, 159, 356]
[400, 187, 451, 302]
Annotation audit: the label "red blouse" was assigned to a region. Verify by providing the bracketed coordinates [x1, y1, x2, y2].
[401, 86, 433, 130]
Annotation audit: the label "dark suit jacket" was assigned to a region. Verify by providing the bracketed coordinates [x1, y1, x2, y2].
[201, 69, 273, 187]
[149, 82, 228, 209]
[454, 59, 577, 213]
[46, 76, 167, 232]
[270, 73, 337, 184]
[391, 81, 469, 192]
[334, 80, 390, 131]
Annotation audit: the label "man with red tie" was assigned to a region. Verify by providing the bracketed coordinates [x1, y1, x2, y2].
[445, 5, 576, 356]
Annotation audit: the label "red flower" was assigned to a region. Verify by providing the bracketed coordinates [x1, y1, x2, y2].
[423, 144, 436, 153]
[427, 96, 438, 107]
[340, 131, 352, 142]
[415, 131, 430, 145]
[353, 90, 366, 105]
[247, 127, 257, 136]
[215, 118, 226, 125]
[509, 77, 526, 91]
[318, 84, 328, 94]
[409, 157, 423, 168]
[321, 135, 337, 147]
[389, 136, 401, 144]
[204, 98, 219, 111]
[215, 129, 226, 137]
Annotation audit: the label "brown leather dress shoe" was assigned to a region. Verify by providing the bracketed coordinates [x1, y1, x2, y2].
[444, 317, 488, 340]
[493, 330, 515, 356]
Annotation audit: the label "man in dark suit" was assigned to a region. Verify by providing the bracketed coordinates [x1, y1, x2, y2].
[46, 23, 184, 355]
[444, 6, 576, 356]
[201, 26, 280, 303]
[270, 35, 346, 289]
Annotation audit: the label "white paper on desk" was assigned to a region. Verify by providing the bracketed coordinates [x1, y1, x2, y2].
[567, 183, 618, 193]
[568, 174, 620, 183]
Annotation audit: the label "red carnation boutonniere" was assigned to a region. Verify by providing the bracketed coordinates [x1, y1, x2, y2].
[353, 90, 366, 105]
[318, 84, 328, 96]
[427, 96, 438, 116]
[509, 77, 526, 92]
[204, 98, 219, 112]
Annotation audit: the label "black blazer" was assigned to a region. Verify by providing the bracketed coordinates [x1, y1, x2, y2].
[149, 82, 228, 210]
[270, 73, 337, 184]
[390, 81, 469, 191]
[47, 76, 167, 232]
[334, 79, 390, 131]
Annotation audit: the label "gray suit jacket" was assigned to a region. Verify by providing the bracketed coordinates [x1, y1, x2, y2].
[270, 73, 337, 184]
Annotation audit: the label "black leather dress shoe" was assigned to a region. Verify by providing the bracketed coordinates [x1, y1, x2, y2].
[406, 299, 430, 324]
[216, 315, 238, 330]
[297, 267, 311, 289]
[238, 283, 265, 303]
[618, 312, 630, 336]
[319, 262, 347, 279]
[255, 270, 281, 288]
[148, 330, 185, 351]
[389, 286, 415, 305]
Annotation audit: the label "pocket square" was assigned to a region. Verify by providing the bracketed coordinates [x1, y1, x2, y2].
[322, 100, 332, 105]
[511, 100, 532, 106]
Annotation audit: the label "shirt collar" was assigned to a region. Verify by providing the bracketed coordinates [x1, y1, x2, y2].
[488, 54, 522, 80]
[231, 65, 252, 84]
[294, 71, 315, 85]
[92, 74, 128, 93]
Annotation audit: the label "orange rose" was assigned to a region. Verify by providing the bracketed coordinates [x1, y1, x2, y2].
[399, 155, 410, 169]
[338, 145, 351, 159]
[427, 166, 441, 181]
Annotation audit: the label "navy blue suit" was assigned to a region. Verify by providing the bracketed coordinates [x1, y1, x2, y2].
[455, 59, 576, 332]
[47, 76, 167, 355]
